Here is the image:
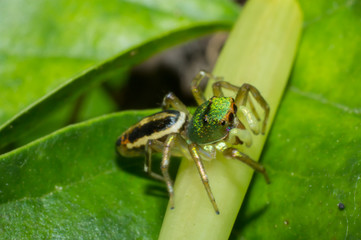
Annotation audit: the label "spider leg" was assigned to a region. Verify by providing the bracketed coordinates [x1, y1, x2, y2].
[223, 147, 270, 184]
[238, 105, 261, 135]
[227, 128, 253, 147]
[235, 84, 270, 134]
[247, 97, 260, 121]
[162, 92, 190, 115]
[188, 143, 220, 214]
[161, 133, 177, 209]
[212, 80, 239, 97]
[144, 140, 164, 181]
[192, 71, 223, 105]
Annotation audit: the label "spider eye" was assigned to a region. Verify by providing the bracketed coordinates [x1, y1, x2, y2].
[228, 113, 234, 122]
[203, 115, 209, 124]
[220, 120, 226, 126]
[233, 105, 237, 113]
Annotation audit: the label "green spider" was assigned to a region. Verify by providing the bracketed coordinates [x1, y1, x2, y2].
[116, 71, 270, 214]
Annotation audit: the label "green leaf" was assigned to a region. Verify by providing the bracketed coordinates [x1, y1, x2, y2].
[234, 0, 361, 239]
[0, 0, 238, 150]
[3, 0, 360, 239]
[0, 110, 169, 239]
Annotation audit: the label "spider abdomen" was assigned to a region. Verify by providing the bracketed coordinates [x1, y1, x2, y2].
[117, 110, 186, 151]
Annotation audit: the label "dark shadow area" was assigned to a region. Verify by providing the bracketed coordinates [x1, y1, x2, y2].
[114, 152, 181, 198]
[144, 185, 169, 199]
[229, 177, 270, 239]
[107, 64, 188, 111]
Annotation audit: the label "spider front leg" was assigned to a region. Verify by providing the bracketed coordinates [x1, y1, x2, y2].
[212, 80, 239, 97]
[227, 128, 253, 147]
[238, 105, 262, 135]
[188, 143, 220, 214]
[223, 147, 270, 184]
[235, 84, 270, 134]
[191, 71, 223, 105]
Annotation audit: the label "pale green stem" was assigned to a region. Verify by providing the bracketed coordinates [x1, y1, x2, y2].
[158, 0, 302, 239]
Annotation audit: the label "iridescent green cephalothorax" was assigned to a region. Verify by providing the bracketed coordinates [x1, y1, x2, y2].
[187, 97, 237, 144]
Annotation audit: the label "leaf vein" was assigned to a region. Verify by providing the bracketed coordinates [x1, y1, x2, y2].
[290, 86, 361, 116]
[303, 0, 356, 27]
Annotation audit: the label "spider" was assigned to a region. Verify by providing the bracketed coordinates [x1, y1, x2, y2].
[116, 71, 270, 214]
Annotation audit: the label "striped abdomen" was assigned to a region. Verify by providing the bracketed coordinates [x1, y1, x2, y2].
[116, 110, 186, 155]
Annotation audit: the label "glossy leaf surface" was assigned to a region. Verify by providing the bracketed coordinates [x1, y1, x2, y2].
[0, 0, 238, 149]
[0, 110, 168, 239]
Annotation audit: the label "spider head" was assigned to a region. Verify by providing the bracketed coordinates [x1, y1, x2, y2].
[187, 97, 239, 144]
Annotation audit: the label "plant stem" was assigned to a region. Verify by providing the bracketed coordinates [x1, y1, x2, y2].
[158, 0, 302, 239]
